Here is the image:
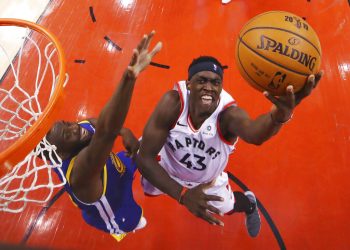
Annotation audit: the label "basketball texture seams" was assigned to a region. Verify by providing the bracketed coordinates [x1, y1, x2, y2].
[236, 41, 311, 93]
[240, 27, 321, 56]
[235, 11, 322, 95]
[239, 28, 320, 75]
[238, 36, 309, 76]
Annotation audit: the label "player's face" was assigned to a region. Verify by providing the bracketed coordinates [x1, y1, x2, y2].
[187, 71, 223, 115]
[47, 121, 92, 158]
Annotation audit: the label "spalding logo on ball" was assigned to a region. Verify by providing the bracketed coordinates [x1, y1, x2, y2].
[235, 11, 322, 96]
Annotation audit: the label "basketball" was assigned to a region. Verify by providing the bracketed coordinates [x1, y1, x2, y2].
[235, 11, 322, 96]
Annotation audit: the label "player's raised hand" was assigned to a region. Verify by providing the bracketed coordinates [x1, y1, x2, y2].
[181, 182, 224, 226]
[263, 70, 323, 123]
[295, 71, 323, 105]
[127, 31, 162, 78]
[263, 85, 295, 123]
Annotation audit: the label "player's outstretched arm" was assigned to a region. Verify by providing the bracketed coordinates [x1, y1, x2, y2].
[70, 31, 161, 202]
[137, 91, 224, 226]
[222, 71, 323, 145]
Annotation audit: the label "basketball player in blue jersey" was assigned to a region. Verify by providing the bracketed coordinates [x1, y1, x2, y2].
[136, 56, 323, 237]
[45, 31, 162, 241]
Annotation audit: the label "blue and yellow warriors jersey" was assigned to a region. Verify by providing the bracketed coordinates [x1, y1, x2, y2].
[54, 120, 142, 236]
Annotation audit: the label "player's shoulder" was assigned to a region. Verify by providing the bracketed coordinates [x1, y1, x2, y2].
[152, 90, 182, 127]
[161, 89, 181, 107]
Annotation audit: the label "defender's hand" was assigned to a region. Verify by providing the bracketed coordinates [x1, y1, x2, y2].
[181, 182, 224, 226]
[127, 31, 162, 78]
[120, 128, 140, 158]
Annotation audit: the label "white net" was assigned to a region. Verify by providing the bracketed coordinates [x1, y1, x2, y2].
[0, 138, 66, 213]
[0, 23, 68, 213]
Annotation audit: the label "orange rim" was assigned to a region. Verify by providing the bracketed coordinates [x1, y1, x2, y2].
[0, 18, 66, 176]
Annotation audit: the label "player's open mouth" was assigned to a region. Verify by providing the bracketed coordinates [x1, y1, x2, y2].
[201, 95, 213, 105]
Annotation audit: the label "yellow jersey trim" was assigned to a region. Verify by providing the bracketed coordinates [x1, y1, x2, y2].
[111, 232, 127, 242]
[110, 208, 144, 242]
[78, 120, 90, 124]
[102, 163, 107, 195]
[66, 156, 76, 185]
[65, 156, 107, 202]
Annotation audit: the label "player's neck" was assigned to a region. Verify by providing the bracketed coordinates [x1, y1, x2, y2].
[188, 106, 212, 130]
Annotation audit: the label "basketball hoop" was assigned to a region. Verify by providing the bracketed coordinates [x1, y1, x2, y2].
[0, 19, 68, 212]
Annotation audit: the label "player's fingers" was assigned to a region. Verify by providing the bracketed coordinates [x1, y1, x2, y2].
[295, 73, 321, 105]
[204, 194, 224, 202]
[263, 91, 281, 107]
[285, 85, 295, 106]
[201, 210, 224, 226]
[143, 30, 155, 50]
[200, 181, 216, 189]
[149, 41, 162, 58]
[205, 204, 224, 216]
[303, 74, 315, 96]
[137, 34, 147, 52]
[314, 70, 323, 88]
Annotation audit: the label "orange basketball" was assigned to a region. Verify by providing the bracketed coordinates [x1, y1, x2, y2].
[235, 11, 322, 96]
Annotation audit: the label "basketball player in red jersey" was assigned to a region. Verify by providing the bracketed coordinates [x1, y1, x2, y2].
[136, 55, 322, 237]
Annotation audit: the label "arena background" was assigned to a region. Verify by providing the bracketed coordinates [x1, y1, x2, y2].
[0, 0, 349, 249]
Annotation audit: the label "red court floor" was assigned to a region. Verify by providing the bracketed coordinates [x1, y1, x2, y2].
[0, 0, 350, 249]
